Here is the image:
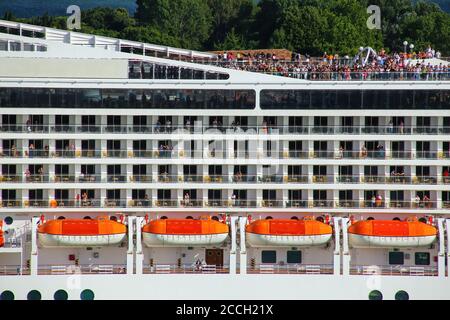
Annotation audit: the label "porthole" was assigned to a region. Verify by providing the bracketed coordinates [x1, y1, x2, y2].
[186, 216, 193, 219]
[110, 216, 118, 221]
[418, 217, 427, 224]
[57, 216, 65, 220]
[393, 217, 400, 221]
[4, 216, 13, 225]
[291, 216, 298, 220]
[211, 216, 219, 221]
[0, 290, 14, 300]
[27, 290, 42, 300]
[83, 216, 91, 220]
[316, 216, 324, 222]
[367, 217, 374, 221]
[368, 290, 383, 300]
[80, 289, 95, 300]
[395, 290, 409, 300]
[54, 289, 68, 300]
[266, 216, 273, 220]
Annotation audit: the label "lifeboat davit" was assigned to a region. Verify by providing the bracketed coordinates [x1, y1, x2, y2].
[142, 217, 229, 247]
[246, 218, 333, 247]
[348, 218, 437, 248]
[38, 216, 127, 247]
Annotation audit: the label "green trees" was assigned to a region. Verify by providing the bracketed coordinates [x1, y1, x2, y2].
[7, 0, 450, 56]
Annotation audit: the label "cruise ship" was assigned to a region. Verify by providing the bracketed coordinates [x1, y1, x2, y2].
[0, 19, 449, 300]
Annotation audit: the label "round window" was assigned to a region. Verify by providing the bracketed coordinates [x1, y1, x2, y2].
[1, 290, 14, 300]
[27, 290, 42, 300]
[54, 289, 68, 300]
[80, 289, 95, 300]
[4, 216, 13, 225]
[395, 290, 409, 300]
[368, 290, 383, 300]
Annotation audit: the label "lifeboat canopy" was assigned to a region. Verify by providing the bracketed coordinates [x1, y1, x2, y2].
[38, 216, 127, 247]
[142, 216, 229, 247]
[246, 218, 332, 247]
[348, 219, 437, 248]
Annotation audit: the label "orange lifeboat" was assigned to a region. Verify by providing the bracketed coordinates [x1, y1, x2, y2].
[142, 216, 229, 247]
[38, 216, 127, 247]
[0, 221, 4, 247]
[246, 218, 333, 247]
[348, 218, 437, 248]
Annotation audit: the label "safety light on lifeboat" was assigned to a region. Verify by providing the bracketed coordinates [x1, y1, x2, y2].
[325, 214, 330, 225]
[428, 216, 434, 225]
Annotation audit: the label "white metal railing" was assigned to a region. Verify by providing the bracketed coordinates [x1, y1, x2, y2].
[248, 264, 333, 275]
[350, 265, 438, 276]
[144, 264, 229, 274]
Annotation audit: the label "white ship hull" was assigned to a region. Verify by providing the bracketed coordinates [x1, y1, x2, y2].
[38, 233, 127, 248]
[142, 233, 229, 247]
[348, 234, 437, 248]
[246, 233, 332, 247]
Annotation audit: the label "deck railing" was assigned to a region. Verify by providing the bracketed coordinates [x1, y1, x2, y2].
[1, 124, 450, 135]
[143, 264, 229, 274]
[247, 264, 334, 275]
[350, 265, 438, 276]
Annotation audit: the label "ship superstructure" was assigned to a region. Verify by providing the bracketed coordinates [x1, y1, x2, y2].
[0, 19, 450, 300]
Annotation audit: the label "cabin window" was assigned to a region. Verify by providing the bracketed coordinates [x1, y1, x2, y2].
[415, 252, 430, 265]
[27, 290, 41, 300]
[261, 250, 276, 264]
[0, 290, 14, 300]
[80, 289, 95, 300]
[4, 216, 13, 225]
[54, 290, 68, 300]
[287, 251, 301, 264]
[389, 251, 404, 265]
[368, 290, 383, 300]
[395, 290, 409, 300]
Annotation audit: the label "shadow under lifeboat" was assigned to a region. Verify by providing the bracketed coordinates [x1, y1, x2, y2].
[38, 216, 127, 247]
[348, 218, 437, 248]
[142, 216, 229, 247]
[246, 217, 333, 247]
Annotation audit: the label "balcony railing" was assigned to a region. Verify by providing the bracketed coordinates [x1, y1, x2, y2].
[0, 199, 446, 209]
[143, 264, 229, 274]
[36, 264, 127, 275]
[247, 264, 333, 275]
[25, 175, 49, 183]
[350, 265, 438, 277]
[2, 124, 449, 135]
[0, 148, 445, 160]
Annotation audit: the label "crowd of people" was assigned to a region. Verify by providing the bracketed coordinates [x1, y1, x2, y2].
[211, 46, 449, 81]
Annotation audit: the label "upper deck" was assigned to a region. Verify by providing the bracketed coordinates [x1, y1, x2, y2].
[0, 19, 449, 85]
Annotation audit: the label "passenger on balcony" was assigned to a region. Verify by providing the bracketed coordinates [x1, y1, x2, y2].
[183, 192, 190, 207]
[155, 120, 161, 133]
[143, 194, 150, 207]
[375, 194, 383, 207]
[360, 145, 368, 158]
[231, 193, 237, 207]
[25, 168, 31, 182]
[423, 195, 431, 208]
[338, 145, 345, 159]
[387, 120, 394, 133]
[26, 119, 32, 133]
[376, 144, 385, 158]
[399, 121, 404, 134]
[414, 194, 421, 208]
[370, 195, 376, 208]
[28, 143, 35, 158]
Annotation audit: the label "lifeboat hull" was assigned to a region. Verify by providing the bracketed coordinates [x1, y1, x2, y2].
[142, 232, 228, 247]
[348, 234, 437, 248]
[247, 233, 332, 247]
[38, 233, 127, 248]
